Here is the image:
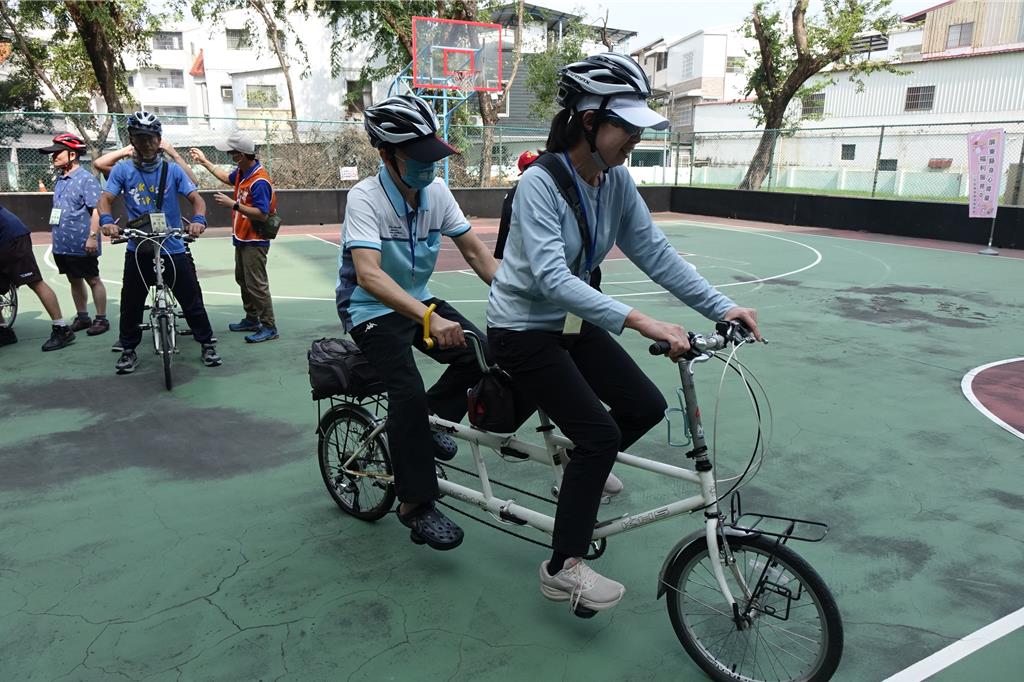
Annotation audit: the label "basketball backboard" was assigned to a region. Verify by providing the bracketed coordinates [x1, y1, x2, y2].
[411, 16, 503, 93]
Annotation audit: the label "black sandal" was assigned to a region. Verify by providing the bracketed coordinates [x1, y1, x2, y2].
[397, 503, 464, 550]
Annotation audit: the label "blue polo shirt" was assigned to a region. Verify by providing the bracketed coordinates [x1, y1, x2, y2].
[52, 166, 102, 256]
[335, 167, 471, 332]
[103, 159, 197, 255]
[0, 204, 30, 247]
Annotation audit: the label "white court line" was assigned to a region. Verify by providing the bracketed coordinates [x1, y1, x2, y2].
[882, 606, 1024, 682]
[960, 358, 1024, 441]
[305, 233, 338, 248]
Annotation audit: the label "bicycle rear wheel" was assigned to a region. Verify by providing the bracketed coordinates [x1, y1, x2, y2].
[0, 284, 16, 328]
[158, 315, 173, 391]
[317, 404, 395, 521]
[664, 533, 843, 682]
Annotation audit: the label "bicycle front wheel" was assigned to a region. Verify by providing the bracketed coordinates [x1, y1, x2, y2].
[0, 284, 16, 328]
[664, 533, 843, 682]
[317, 404, 395, 521]
[158, 315, 173, 391]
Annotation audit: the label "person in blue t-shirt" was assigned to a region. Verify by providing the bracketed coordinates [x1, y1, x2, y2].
[36, 132, 109, 336]
[0, 204, 76, 351]
[95, 111, 222, 375]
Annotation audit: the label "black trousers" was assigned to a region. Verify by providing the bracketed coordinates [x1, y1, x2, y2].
[488, 323, 666, 556]
[118, 251, 214, 350]
[350, 298, 486, 504]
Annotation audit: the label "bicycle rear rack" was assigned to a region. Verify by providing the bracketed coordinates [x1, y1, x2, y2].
[726, 491, 829, 544]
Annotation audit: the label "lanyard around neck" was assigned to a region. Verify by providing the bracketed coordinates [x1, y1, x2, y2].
[562, 152, 602, 278]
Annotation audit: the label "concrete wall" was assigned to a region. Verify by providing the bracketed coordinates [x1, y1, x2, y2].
[4, 185, 1018, 249]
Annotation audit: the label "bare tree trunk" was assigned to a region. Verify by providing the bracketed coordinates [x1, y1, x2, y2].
[250, 0, 300, 143]
[739, 112, 784, 190]
[63, 1, 130, 114]
[476, 97, 496, 186]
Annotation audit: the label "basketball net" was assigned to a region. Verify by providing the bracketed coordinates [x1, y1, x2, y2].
[452, 71, 477, 100]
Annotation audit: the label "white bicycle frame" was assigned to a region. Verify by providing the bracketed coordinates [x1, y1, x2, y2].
[340, 342, 746, 611]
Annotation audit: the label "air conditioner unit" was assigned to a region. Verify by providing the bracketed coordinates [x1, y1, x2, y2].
[220, 86, 233, 100]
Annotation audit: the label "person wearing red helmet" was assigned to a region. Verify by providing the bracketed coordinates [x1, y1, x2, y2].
[37, 132, 109, 337]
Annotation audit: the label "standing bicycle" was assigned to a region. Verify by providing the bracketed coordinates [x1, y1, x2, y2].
[95, 111, 221, 374]
[110, 226, 193, 390]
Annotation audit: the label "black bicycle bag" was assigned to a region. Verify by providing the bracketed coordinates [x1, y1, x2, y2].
[307, 337, 386, 400]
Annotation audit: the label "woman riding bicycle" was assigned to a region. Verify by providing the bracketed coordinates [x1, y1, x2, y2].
[485, 53, 762, 614]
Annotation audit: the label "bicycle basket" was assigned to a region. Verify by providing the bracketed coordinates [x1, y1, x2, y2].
[308, 337, 386, 400]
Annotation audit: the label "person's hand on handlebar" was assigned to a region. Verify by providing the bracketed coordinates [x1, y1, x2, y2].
[186, 221, 205, 238]
[625, 310, 691, 361]
[430, 312, 466, 349]
[722, 307, 762, 342]
[101, 220, 120, 239]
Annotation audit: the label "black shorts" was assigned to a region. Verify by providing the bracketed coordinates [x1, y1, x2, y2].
[0, 234, 43, 286]
[53, 253, 100, 279]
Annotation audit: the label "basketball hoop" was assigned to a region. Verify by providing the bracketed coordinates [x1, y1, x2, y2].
[453, 71, 477, 99]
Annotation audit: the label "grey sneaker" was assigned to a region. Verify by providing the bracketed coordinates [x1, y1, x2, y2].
[201, 343, 222, 367]
[603, 472, 623, 496]
[115, 349, 138, 374]
[539, 558, 625, 612]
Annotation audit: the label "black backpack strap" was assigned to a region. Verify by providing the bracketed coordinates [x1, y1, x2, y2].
[154, 160, 169, 212]
[531, 153, 590, 276]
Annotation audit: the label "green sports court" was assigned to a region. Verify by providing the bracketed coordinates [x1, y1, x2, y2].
[1, 214, 1022, 681]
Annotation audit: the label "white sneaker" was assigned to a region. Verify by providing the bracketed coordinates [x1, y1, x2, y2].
[539, 558, 625, 612]
[603, 472, 623, 496]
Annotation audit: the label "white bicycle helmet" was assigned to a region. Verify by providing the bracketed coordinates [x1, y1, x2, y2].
[363, 95, 457, 161]
[127, 111, 163, 137]
[557, 53, 654, 110]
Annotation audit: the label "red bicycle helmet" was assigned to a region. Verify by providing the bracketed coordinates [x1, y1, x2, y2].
[38, 133, 88, 154]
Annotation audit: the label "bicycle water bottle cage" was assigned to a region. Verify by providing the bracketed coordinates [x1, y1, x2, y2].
[664, 387, 692, 447]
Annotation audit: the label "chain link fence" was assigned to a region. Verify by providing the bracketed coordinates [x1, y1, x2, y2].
[3, 112, 1022, 206]
[684, 121, 1024, 206]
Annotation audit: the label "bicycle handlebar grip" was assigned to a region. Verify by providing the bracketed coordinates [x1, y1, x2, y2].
[648, 340, 671, 355]
[110, 237, 127, 245]
[421, 303, 438, 350]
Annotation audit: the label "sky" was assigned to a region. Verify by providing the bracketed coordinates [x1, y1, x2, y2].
[533, 0, 932, 52]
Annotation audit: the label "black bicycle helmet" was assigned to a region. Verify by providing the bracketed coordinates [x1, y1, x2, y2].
[364, 95, 439, 147]
[557, 53, 654, 111]
[127, 111, 163, 137]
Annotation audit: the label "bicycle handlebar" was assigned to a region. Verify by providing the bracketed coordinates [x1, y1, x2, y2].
[649, 320, 757, 359]
[110, 228, 195, 245]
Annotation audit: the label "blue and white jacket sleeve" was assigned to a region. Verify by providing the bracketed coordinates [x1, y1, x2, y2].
[515, 170, 633, 333]
[616, 184, 735, 322]
[342, 186, 381, 251]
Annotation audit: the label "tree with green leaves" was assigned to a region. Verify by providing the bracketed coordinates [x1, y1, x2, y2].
[307, 0, 525, 187]
[740, 0, 901, 190]
[524, 15, 592, 121]
[0, 0, 166, 155]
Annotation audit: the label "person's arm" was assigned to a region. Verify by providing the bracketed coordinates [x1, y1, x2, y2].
[98, 191, 119, 237]
[85, 209, 101, 254]
[452, 231, 498, 285]
[351, 248, 465, 348]
[161, 140, 198, 185]
[185, 190, 207, 238]
[188, 147, 232, 185]
[82, 175, 102, 254]
[93, 145, 133, 177]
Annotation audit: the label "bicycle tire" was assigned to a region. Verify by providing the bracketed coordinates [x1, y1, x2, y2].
[317, 404, 395, 521]
[158, 315, 173, 391]
[664, 533, 843, 682]
[0, 284, 16, 328]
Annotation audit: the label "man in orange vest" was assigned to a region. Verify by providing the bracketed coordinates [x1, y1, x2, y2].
[190, 132, 279, 343]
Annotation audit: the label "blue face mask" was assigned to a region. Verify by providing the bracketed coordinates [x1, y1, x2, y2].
[400, 158, 436, 189]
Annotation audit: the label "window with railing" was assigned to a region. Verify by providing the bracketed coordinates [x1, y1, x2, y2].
[946, 22, 973, 49]
[149, 106, 188, 118]
[144, 69, 184, 89]
[226, 28, 252, 50]
[152, 32, 182, 50]
[801, 92, 825, 118]
[904, 85, 935, 111]
[841, 144, 856, 160]
[655, 52, 668, 71]
[246, 84, 281, 108]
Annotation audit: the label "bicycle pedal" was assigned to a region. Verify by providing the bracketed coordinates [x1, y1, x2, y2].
[409, 530, 426, 545]
[143, 305, 151, 311]
[573, 606, 598, 619]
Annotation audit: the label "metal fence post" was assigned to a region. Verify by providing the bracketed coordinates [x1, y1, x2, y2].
[264, 119, 272, 175]
[871, 125, 885, 197]
[1011, 129, 1024, 206]
[689, 133, 697, 186]
[673, 132, 681, 185]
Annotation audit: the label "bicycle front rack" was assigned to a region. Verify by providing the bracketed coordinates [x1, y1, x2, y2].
[726, 491, 829, 544]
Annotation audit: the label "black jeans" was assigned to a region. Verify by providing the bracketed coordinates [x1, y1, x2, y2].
[350, 298, 486, 504]
[118, 251, 215, 350]
[488, 323, 666, 556]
